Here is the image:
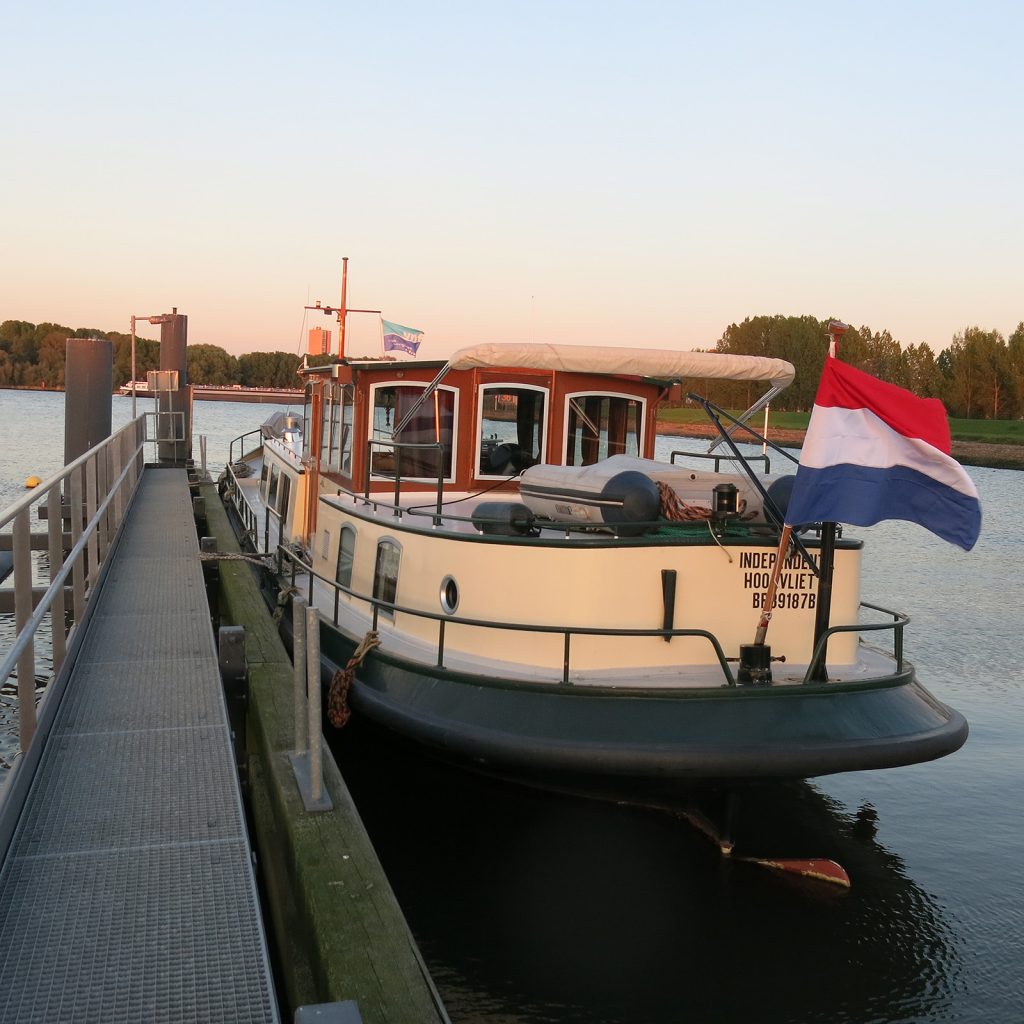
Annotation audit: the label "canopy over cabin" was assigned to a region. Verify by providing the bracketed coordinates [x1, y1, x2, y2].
[297, 343, 796, 494]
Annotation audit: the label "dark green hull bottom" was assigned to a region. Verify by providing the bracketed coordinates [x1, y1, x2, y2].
[317, 626, 968, 790]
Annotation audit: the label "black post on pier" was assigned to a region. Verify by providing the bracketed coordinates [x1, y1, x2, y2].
[64, 337, 112, 466]
[157, 309, 192, 466]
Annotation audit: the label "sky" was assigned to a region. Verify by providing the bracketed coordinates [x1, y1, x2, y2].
[2, 1, 1021, 360]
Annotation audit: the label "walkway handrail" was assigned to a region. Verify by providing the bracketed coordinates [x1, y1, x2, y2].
[0, 416, 147, 751]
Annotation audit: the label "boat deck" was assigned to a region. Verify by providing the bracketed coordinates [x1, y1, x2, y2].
[0, 469, 278, 1023]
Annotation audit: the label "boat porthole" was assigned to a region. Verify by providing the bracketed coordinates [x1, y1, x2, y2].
[440, 575, 459, 615]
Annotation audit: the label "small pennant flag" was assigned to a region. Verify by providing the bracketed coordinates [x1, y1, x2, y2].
[382, 319, 423, 356]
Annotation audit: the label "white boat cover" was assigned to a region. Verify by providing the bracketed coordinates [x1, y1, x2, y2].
[446, 343, 795, 390]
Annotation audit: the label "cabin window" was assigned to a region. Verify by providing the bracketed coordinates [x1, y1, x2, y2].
[373, 539, 401, 619]
[336, 524, 356, 589]
[321, 529, 330, 560]
[369, 383, 457, 480]
[322, 383, 354, 475]
[259, 463, 269, 500]
[564, 392, 644, 466]
[338, 385, 354, 475]
[267, 464, 280, 508]
[277, 473, 291, 524]
[476, 385, 548, 477]
[302, 385, 313, 458]
[321, 385, 334, 468]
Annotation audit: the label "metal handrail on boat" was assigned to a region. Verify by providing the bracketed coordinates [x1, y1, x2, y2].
[802, 602, 908, 682]
[364, 439, 446, 525]
[229, 428, 265, 467]
[279, 543, 738, 687]
[669, 450, 772, 474]
[0, 417, 147, 753]
[275, 545, 911, 692]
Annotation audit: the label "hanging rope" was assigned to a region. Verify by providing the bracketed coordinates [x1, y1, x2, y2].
[327, 630, 380, 728]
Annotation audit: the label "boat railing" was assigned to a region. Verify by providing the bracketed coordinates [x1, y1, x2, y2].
[275, 545, 911, 689]
[229, 428, 265, 467]
[669, 450, 772, 474]
[0, 416, 147, 754]
[364, 439, 446, 525]
[277, 543, 738, 686]
[803, 602, 908, 682]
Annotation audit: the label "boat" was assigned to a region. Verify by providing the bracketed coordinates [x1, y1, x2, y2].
[219, 312, 968, 797]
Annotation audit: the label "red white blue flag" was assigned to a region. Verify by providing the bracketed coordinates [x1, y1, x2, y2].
[784, 356, 981, 550]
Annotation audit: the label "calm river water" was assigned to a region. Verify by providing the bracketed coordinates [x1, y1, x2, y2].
[1, 389, 1022, 1023]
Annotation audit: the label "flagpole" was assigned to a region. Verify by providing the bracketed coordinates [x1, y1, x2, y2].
[337, 256, 348, 359]
[753, 525, 793, 646]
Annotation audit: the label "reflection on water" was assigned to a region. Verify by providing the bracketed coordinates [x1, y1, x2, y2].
[334, 722, 962, 1024]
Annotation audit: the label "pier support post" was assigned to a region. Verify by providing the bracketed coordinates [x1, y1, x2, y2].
[288, 597, 332, 812]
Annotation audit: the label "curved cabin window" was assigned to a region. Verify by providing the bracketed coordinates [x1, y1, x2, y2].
[336, 524, 356, 589]
[369, 383, 457, 480]
[477, 385, 548, 477]
[564, 392, 645, 466]
[373, 539, 401, 620]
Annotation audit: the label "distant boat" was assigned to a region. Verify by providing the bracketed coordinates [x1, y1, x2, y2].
[118, 380, 150, 396]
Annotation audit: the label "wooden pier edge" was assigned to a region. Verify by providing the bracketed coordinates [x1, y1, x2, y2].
[201, 483, 445, 1024]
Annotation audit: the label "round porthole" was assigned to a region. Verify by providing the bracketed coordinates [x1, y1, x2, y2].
[440, 575, 460, 614]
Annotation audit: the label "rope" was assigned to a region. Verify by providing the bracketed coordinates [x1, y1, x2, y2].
[655, 480, 755, 523]
[328, 630, 380, 728]
[198, 552, 274, 566]
[656, 480, 714, 522]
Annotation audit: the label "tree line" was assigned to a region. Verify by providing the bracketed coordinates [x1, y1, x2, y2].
[0, 320, 303, 390]
[3, 314, 1023, 419]
[690, 315, 1024, 419]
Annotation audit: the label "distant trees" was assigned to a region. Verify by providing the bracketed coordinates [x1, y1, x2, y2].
[237, 351, 303, 388]
[4, 315, 1024, 418]
[705, 315, 1024, 418]
[0, 320, 304, 390]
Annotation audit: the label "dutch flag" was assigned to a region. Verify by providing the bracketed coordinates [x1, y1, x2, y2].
[784, 356, 982, 551]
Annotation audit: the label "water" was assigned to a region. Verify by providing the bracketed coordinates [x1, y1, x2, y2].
[2, 390, 1022, 1022]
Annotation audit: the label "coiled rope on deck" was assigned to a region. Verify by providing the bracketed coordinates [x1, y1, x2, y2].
[328, 630, 380, 728]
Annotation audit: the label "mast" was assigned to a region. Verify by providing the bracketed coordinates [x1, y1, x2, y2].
[338, 256, 348, 359]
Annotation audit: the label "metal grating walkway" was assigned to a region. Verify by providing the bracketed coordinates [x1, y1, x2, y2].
[0, 470, 279, 1023]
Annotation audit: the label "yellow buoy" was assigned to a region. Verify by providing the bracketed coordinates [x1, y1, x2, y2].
[25, 476, 42, 489]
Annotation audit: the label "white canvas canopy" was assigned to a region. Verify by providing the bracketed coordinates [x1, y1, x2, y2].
[446, 343, 796, 390]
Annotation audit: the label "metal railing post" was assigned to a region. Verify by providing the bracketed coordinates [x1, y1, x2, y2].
[47, 485, 67, 673]
[13, 509, 37, 748]
[85, 456, 98, 590]
[70, 466, 85, 623]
